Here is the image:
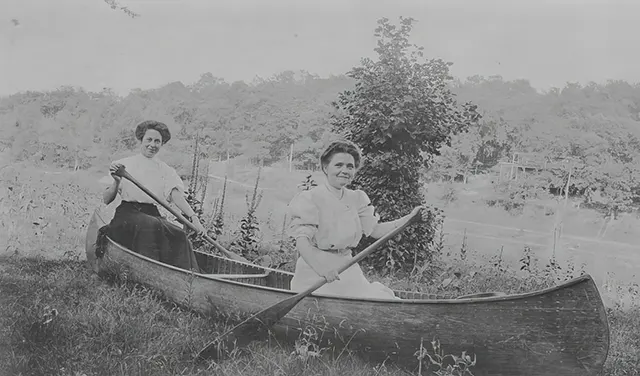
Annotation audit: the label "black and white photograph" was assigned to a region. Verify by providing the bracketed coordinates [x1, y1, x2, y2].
[0, 0, 638, 375]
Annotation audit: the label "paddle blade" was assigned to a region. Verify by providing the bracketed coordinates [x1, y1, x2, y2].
[197, 293, 305, 362]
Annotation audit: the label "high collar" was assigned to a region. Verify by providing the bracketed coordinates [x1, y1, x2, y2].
[138, 152, 156, 160]
[137, 152, 160, 165]
[324, 179, 344, 199]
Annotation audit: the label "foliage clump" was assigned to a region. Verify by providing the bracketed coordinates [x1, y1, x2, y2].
[331, 17, 480, 275]
[487, 174, 553, 214]
[230, 168, 264, 261]
[298, 174, 318, 191]
[208, 175, 227, 241]
[415, 338, 476, 376]
[183, 137, 225, 252]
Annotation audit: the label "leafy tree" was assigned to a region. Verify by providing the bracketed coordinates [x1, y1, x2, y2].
[331, 17, 480, 275]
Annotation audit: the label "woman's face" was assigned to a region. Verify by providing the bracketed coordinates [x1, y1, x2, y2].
[324, 152, 356, 189]
[140, 129, 163, 158]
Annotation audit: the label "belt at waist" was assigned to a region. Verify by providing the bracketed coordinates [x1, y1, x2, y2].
[120, 201, 160, 217]
[320, 247, 353, 256]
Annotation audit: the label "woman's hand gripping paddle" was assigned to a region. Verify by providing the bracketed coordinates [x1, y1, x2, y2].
[195, 206, 423, 363]
[113, 165, 250, 264]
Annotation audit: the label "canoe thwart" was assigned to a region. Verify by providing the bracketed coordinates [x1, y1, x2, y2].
[203, 273, 271, 279]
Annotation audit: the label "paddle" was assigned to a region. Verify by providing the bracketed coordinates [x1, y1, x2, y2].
[113, 165, 250, 264]
[195, 206, 423, 363]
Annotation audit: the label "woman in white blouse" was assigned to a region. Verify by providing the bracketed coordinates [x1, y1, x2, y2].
[287, 140, 424, 299]
[100, 120, 205, 271]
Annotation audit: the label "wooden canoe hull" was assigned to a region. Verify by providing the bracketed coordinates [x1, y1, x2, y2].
[85, 208, 609, 376]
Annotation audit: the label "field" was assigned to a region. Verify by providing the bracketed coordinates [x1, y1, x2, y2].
[1, 159, 639, 375]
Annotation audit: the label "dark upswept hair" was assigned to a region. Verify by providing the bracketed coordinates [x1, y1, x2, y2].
[320, 140, 362, 170]
[135, 120, 171, 144]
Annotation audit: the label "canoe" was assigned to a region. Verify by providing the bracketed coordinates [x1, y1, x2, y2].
[85, 207, 610, 376]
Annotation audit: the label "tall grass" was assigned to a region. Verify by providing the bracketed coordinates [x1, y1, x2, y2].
[0, 165, 101, 260]
[0, 256, 412, 376]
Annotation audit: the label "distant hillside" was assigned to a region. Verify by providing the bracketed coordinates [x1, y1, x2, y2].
[3, 72, 640, 215]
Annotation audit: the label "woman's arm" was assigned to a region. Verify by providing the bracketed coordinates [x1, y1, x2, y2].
[369, 207, 422, 239]
[170, 188, 206, 233]
[170, 188, 196, 218]
[295, 237, 339, 282]
[103, 179, 119, 205]
[104, 162, 124, 205]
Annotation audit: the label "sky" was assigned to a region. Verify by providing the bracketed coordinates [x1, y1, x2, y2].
[1, 0, 639, 96]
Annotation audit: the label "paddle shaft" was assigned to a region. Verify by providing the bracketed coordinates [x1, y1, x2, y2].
[196, 206, 422, 361]
[115, 167, 249, 263]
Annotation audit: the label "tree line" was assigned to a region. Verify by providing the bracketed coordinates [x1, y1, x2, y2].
[2, 26, 640, 220]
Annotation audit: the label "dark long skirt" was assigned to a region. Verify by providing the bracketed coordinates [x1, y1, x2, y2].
[97, 201, 200, 272]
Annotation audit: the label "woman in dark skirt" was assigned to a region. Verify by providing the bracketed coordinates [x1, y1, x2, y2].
[98, 120, 204, 272]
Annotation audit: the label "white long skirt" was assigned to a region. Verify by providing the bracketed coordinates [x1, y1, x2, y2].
[289, 252, 399, 299]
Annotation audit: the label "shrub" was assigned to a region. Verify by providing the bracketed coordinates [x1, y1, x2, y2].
[330, 17, 480, 275]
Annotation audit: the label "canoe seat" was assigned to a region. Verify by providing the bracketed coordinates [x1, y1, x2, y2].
[202, 272, 271, 280]
[456, 292, 506, 299]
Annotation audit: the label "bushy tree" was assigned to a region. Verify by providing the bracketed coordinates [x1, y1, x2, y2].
[331, 17, 480, 275]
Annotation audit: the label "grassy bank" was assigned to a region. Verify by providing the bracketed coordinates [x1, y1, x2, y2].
[0, 256, 638, 376]
[0, 256, 413, 376]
